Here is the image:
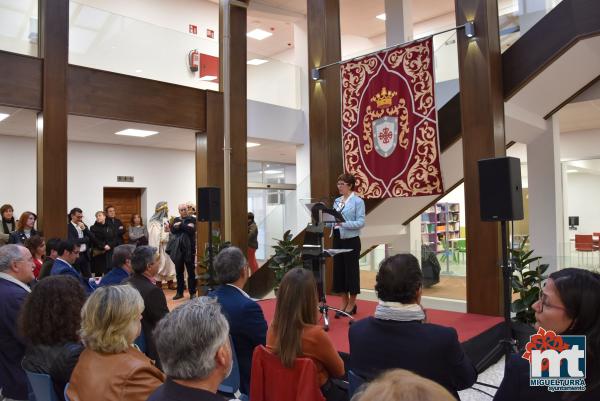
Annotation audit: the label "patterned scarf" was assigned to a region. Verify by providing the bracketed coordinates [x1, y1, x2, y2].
[374, 301, 426, 322]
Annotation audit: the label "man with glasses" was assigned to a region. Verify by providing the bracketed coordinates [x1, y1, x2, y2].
[0, 244, 35, 401]
[170, 204, 197, 300]
[50, 240, 96, 294]
[67, 207, 93, 278]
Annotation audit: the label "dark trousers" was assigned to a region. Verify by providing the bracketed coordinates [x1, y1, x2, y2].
[175, 257, 196, 295]
[74, 254, 92, 278]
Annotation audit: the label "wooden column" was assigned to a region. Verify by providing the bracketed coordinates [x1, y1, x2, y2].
[37, 0, 69, 239]
[307, 0, 342, 293]
[455, 0, 505, 316]
[220, 0, 248, 250]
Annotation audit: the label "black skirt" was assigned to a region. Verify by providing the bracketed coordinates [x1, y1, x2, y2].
[332, 230, 361, 295]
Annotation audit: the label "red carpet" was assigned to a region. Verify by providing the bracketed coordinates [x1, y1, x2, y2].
[258, 296, 503, 354]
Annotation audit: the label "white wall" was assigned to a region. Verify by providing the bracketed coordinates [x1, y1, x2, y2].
[565, 172, 600, 235]
[0, 135, 196, 227]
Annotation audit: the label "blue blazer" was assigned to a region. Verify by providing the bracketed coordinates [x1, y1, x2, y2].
[99, 267, 130, 287]
[50, 258, 95, 294]
[349, 317, 477, 400]
[209, 284, 267, 394]
[0, 278, 29, 400]
[334, 193, 365, 239]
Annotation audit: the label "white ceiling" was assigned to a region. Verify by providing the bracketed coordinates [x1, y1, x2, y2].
[559, 100, 600, 133]
[0, 106, 297, 163]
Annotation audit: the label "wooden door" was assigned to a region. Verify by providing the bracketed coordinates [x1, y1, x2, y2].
[103, 188, 142, 243]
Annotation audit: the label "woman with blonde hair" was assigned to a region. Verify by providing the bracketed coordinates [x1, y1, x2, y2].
[351, 369, 456, 401]
[267, 267, 346, 401]
[67, 285, 164, 401]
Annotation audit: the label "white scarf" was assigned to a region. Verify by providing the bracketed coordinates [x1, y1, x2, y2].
[374, 300, 426, 322]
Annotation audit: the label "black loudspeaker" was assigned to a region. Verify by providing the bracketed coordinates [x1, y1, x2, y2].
[197, 187, 221, 222]
[478, 156, 524, 221]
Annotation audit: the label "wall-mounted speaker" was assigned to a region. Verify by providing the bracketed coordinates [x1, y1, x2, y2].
[478, 156, 524, 221]
[197, 187, 220, 222]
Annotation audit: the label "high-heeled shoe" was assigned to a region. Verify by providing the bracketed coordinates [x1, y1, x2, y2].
[345, 305, 357, 315]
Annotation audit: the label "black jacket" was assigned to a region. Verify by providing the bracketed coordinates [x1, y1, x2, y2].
[126, 274, 169, 367]
[349, 317, 477, 400]
[22, 342, 83, 401]
[170, 216, 196, 255]
[67, 222, 92, 259]
[90, 222, 118, 251]
[8, 229, 39, 244]
[106, 217, 125, 245]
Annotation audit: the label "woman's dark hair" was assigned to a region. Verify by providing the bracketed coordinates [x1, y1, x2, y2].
[337, 173, 356, 190]
[1, 204, 15, 235]
[272, 267, 318, 368]
[0, 204, 13, 218]
[248, 212, 254, 222]
[130, 213, 144, 226]
[16, 211, 37, 232]
[19, 275, 86, 345]
[375, 254, 423, 303]
[24, 235, 45, 258]
[550, 268, 600, 386]
[45, 238, 61, 257]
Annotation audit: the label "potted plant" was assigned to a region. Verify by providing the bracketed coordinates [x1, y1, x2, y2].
[269, 230, 303, 291]
[197, 233, 231, 294]
[510, 236, 549, 347]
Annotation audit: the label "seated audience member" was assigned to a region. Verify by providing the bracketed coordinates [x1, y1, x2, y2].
[50, 240, 96, 294]
[148, 297, 232, 401]
[127, 246, 169, 365]
[0, 244, 35, 401]
[348, 254, 476, 399]
[128, 214, 149, 246]
[210, 246, 267, 394]
[267, 267, 346, 401]
[0, 204, 16, 246]
[20, 276, 86, 401]
[90, 210, 117, 276]
[8, 211, 38, 245]
[494, 268, 600, 401]
[99, 244, 135, 287]
[67, 285, 164, 401]
[352, 369, 456, 401]
[38, 238, 61, 280]
[24, 235, 45, 278]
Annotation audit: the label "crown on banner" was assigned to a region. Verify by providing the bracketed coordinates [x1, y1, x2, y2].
[372, 87, 396, 108]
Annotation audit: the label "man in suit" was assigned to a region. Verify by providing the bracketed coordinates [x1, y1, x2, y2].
[99, 244, 135, 287]
[0, 244, 35, 401]
[170, 204, 197, 300]
[50, 240, 96, 294]
[105, 205, 125, 246]
[67, 207, 92, 278]
[210, 246, 267, 395]
[148, 297, 231, 401]
[127, 245, 169, 366]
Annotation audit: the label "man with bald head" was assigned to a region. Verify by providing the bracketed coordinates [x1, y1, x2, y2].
[170, 203, 197, 300]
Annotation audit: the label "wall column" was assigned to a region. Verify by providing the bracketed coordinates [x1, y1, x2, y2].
[385, 0, 413, 43]
[37, 0, 69, 239]
[455, 0, 505, 316]
[527, 116, 563, 272]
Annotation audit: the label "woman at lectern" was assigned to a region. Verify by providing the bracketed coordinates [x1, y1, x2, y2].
[332, 173, 365, 318]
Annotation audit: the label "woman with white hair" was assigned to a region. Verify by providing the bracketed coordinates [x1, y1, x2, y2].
[147, 201, 176, 289]
[66, 285, 164, 401]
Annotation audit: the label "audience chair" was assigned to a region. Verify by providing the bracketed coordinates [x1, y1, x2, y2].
[250, 345, 325, 401]
[25, 370, 59, 401]
[218, 336, 248, 400]
[575, 234, 597, 266]
[348, 369, 366, 399]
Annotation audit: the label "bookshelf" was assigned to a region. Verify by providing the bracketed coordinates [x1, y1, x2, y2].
[420, 202, 461, 254]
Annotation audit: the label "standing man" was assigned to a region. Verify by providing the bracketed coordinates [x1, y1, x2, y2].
[0, 244, 35, 401]
[170, 204, 196, 300]
[105, 205, 125, 245]
[68, 208, 92, 278]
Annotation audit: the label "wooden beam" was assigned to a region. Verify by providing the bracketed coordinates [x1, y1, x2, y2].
[37, 0, 69, 239]
[308, 0, 342, 294]
[68, 66, 207, 131]
[0, 51, 42, 110]
[455, 0, 505, 316]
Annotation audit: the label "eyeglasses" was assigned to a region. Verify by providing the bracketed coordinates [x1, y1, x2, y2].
[538, 291, 567, 313]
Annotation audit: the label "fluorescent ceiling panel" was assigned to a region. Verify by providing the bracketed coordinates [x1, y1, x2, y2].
[0, 113, 9, 122]
[247, 142, 261, 148]
[114, 129, 158, 138]
[376, 13, 386, 21]
[247, 28, 272, 40]
[247, 58, 269, 66]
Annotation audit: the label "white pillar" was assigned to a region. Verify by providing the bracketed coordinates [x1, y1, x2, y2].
[526, 115, 563, 272]
[385, 0, 413, 44]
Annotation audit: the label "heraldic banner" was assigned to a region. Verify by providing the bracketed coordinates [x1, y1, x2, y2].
[341, 37, 444, 199]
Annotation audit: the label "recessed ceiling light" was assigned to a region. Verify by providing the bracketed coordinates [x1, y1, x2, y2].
[376, 13, 386, 21]
[567, 169, 579, 173]
[264, 169, 283, 175]
[247, 28, 272, 40]
[115, 129, 158, 138]
[247, 142, 261, 148]
[135, 69, 143, 73]
[0, 113, 9, 122]
[247, 58, 269, 66]
[199, 75, 218, 81]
